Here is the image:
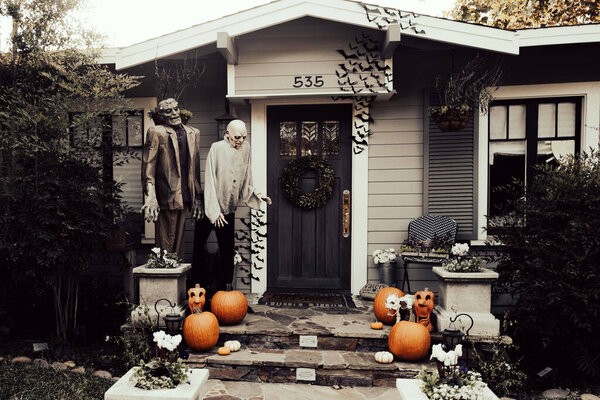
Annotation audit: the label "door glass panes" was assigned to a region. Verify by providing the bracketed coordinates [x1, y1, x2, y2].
[301, 121, 318, 156]
[489, 106, 507, 140]
[322, 121, 340, 158]
[557, 102, 576, 137]
[279, 121, 297, 158]
[508, 105, 526, 139]
[538, 103, 556, 138]
[127, 114, 143, 146]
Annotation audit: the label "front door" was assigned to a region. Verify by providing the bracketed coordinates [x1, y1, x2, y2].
[267, 104, 352, 292]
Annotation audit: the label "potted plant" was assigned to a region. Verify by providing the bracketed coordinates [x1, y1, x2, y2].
[372, 248, 399, 285]
[432, 244, 500, 336]
[429, 54, 503, 132]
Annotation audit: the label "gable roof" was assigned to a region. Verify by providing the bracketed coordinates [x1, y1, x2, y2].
[101, 0, 600, 70]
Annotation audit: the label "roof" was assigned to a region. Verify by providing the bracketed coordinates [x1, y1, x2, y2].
[100, 0, 600, 70]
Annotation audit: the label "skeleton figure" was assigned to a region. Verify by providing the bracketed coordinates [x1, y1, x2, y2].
[385, 293, 415, 324]
[192, 119, 272, 293]
[141, 98, 202, 258]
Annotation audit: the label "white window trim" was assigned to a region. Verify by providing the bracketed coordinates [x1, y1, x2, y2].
[476, 82, 600, 243]
[249, 96, 368, 295]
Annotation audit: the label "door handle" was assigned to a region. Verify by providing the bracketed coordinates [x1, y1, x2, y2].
[342, 190, 350, 238]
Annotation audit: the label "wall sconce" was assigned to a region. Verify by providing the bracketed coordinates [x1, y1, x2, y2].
[215, 99, 236, 140]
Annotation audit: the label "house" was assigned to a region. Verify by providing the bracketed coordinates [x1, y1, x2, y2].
[99, 0, 600, 298]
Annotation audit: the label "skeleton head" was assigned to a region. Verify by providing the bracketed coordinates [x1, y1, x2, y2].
[385, 294, 400, 314]
[225, 119, 247, 149]
[156, 98, 182, 127]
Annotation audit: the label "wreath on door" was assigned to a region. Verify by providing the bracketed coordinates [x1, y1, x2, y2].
[282, 155, 335, 209]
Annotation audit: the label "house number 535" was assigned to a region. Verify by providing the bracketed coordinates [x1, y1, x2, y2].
[293, 75, 324, 88]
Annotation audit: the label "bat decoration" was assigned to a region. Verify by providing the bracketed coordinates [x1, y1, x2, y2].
[237, 208, 268, 285]
[361, 3, 426, 36]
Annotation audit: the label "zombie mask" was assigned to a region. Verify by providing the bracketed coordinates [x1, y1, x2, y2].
[156, 98, 182, 127]
[225, 119, 247, 149]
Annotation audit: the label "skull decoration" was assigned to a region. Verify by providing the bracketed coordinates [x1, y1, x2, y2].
[386, 293, 416, 324]
[187, 284, 206, 313]
[225, 119, 247, 149]
[414, 288, 435, 332]
[156, 98, 182, 127]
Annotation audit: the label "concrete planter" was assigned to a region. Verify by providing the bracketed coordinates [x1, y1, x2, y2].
[432, 267, 500, 336]
[396, 378, 498, 400]
[131, 263, 191, 328]
[104, 367, 208, 400]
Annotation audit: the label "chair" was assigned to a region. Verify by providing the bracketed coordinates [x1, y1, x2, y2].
[400, 215, 458, 293]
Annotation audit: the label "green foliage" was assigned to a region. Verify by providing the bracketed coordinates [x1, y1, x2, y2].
[442, 257, 482, 272]
[489, 151, 600, 383]
[131, 359, 189, 390]
[417, 368, 487, 400]
[0, 0, 140, 343]
[0, 361, 113, 400]
[471, 342, 527, 397]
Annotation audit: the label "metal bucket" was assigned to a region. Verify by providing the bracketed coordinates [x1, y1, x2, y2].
[378, 262, 397, 286]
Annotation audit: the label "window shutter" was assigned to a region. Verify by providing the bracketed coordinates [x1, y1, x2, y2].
[424, 91, 478, 240]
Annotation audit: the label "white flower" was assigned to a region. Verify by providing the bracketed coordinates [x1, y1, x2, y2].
[372, 250, 382, 257]
[389, 253, 396, 261]
[451, 243, 469, 256]
[373, 256, 380, 264]
[151, 247, 161, 255]
[153, 330, 166, 344]
[233, 252, 243, 265]
[163, 249, 168, 255]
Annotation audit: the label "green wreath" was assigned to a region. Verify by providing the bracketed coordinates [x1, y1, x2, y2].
[282, 155, 335, 209]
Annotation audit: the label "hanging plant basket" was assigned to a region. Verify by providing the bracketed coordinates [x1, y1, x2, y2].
[430, 107, 473, 132]
[282, 155, 335, 209]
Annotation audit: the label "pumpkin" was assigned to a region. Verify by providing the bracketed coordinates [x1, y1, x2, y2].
[388, 320, 431, 361]
[217, 346, 231, 355]
[187, 284, 206, 313]
[374, 351, 394, 364]
[183, 308, 219, 352]
[224, 340, 241, 352]
[211, 289, 248, 325]
[414, 288, 435, 332]
[373, 287, 404, 325]
[370, 321, 383, 330]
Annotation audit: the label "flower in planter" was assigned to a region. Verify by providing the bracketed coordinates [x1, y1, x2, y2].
[146, 247, 180, 268]
[442, 243, 483, 272]
[418, 367, 488, 400]
[131, 330, 188, 390]
[372, 248, 397, 264]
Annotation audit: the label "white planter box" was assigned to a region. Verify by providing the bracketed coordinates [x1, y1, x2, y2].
[432, 267, 500, 336]
[105, 367, 208, 400]
[131, 263, 191, 328]
[396, 378, 499, 400]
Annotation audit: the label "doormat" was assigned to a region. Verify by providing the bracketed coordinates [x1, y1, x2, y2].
[258, 292, 356, 308]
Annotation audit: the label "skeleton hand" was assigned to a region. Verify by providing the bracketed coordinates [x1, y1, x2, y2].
[262, 196, 272, 205]
[141, 183, 160, 222]
[192, 198, 204, 220]
[214, 213, 228, 228]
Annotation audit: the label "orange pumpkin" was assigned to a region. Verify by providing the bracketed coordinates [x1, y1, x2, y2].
[187, 284, 206, 313]
[373, 287, 404, 325]
[183, 308, 219, 352]
[371, 321, 384, 330]
[211, 289, 248, 325]
[388, 320, 431, 361]
[217, 346, 231, 355]
[414, 288, 435, 332]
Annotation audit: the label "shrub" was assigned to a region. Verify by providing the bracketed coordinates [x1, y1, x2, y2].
[490, 151, 600, 383]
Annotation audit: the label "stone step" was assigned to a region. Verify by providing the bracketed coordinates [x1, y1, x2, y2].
[183, 347, 436, 387]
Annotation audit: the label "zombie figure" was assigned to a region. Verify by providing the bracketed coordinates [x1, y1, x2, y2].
[192, 119, 271, 292]
[141, 98, 202, 258]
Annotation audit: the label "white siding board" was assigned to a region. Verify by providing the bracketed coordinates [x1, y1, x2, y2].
[369, 156, 422, 170]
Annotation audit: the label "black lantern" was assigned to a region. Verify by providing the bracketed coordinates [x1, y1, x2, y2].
[441, 313, 474, 350]
[215, 99, 236, 140]
[154, 298, 185, 335]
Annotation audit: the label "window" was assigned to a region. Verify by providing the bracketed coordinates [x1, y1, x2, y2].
[488, 97, 581, 221]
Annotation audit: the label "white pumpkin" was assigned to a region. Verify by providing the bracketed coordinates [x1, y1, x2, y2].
[374, 351, 394, 364]
[224, 340, 241, 352]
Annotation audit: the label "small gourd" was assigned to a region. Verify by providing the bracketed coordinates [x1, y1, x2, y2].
[217, 346, 231, 355]
[370, 321, 383, 330]
[224, 340, 241, 352]
[374, 351, 394, 364]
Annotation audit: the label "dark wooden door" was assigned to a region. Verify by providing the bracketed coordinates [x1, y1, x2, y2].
[267, 104, 352, 292]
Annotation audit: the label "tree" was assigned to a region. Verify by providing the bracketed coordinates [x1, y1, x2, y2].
[0, 0, 139, 343]
[448, 0, 600, 29]
[490, 152, 600, 383]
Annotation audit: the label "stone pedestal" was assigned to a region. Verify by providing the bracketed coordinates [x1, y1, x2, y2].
[131, 263, 191, 328]
[396, 378, 498, 400]
[432, 267, 500, 336]
[104, 367, 209, 400]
